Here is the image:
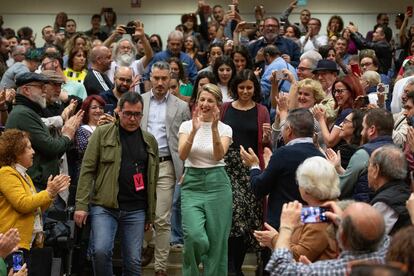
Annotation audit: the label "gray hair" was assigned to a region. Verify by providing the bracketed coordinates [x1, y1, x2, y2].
[300, 50, 322, 62]
[167, 30, 183, 42]
[301, 57, 318, 71]
[113, 36, 137, 57]
[370, 145, 407, 181]
[403, 66, 414, 78]
[286, 108, 315, 138]
[12, 45, 26, 56]
[404, 77, 414, 90]
[296, 156, 340, 201]
[361, 70, 381, 87]
[151, 61, 170, 72]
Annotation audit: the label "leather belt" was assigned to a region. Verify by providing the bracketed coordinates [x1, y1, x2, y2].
[159, 156, 172, 162]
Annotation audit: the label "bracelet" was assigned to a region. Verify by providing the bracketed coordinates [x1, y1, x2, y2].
[279, 226, 293, 232]
[185, 140, 193, 145]
[271, 233, 279, 248]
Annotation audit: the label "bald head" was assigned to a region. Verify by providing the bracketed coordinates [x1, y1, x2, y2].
[90, 46, 112, 72]
[340, 202, 385, 252]
[114, 66, 133, 94]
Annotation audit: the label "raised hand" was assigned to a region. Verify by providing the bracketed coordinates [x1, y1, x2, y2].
[211, 106, 220, 129]
[191, 105, 202, 131]
[46, 174, 71, 198]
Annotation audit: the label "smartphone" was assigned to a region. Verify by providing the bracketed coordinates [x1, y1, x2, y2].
[244, 22, 257, 30]
[275, 70, 285, 81]
[228, 4, 235, 12]
[122, 26, 135, 35]
[58, 27, 65, 34]
[104, 104, 115, 116]
[407, 6, 413, 17]
[297, 0, 308, 6]
[12, 250, 24, 272]
[301, 206, 329, 224]
[377, 83, 389, 94]
[350, 64, 361, 76]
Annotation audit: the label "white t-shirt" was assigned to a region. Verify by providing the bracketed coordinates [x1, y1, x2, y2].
[179, 120, 233, 168]
[218, 84, 233, 103]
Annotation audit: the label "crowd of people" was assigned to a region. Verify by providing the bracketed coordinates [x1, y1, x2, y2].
[1, 0, 414, 275]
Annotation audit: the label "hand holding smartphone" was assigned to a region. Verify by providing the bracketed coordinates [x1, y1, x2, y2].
[12, 250, 24, 272]
[301, 206, 330, 223]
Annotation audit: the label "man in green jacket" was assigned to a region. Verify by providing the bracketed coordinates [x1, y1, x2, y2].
[5, 72, 82, 190]
[74, 92, 159, 276]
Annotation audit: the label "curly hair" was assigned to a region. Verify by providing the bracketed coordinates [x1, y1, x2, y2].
[0, 129, 30, 167]
[64, 33, 91, 56]
[297, 78, 325, 104]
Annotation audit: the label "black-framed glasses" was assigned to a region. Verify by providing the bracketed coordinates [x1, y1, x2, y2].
[333, 88, 348, 94]
[122, 111, 143, 119]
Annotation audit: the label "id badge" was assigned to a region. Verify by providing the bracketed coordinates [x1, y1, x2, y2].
[133, 173, 145, 192]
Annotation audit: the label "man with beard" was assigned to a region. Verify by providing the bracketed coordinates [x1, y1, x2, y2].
[280, 1, 311, 35]
[335, 108, 394, 202]
[84, 45, 113, 95]
[248, 17, 300, 67]
[101, 66, 133, 106]
[265, 201, 389, 275]
[299, 18, 328, 53]
[140, 61, 190, 275]
[106, 34, 153, 94]
[5, 72, 82, 190]
[144, 31, 198, 90]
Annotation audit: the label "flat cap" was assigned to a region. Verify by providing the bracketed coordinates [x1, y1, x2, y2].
[15, 72, 49, 87]
[41, 70, 65, 84]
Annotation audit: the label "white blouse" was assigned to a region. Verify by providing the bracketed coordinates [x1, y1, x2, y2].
[179, 120, 232, 168]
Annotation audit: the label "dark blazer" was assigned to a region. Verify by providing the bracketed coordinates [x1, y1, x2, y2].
[250, 142, 324, 229]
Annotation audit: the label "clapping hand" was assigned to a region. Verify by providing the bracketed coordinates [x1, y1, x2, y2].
[253, 222, 279, 249]
[46, 174, 71, 198]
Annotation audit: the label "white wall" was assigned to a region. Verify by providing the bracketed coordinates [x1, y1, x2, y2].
[1, 0, 413, 46]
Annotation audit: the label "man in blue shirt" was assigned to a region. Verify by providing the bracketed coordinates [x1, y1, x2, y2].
[248, 17, 301, 68]
[143, 31, 197, 89]
[261, 45, 298, 107]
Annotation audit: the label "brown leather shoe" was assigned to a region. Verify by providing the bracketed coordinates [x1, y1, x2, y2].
[155, 270, 167, 276]
[141, 246, 154, 267]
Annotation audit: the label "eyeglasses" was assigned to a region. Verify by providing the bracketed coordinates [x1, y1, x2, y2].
[342, 118, 352, 125]
[264, 24, 279, 29]
[117, 77, 132, 83]
[24, 83, 44, 89]
[333, 88, 348, 94]
[41, 60, 55, 69]
[360, 62, 373, 67]
[122, 111, 143, 119]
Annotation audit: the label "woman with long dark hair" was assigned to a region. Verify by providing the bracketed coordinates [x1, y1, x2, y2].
[220, 69, 270, 275]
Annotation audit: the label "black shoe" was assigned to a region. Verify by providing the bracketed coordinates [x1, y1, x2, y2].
[141, 246, 154, 267]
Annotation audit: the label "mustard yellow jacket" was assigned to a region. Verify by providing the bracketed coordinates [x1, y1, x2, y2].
[0, 166, 52, 249]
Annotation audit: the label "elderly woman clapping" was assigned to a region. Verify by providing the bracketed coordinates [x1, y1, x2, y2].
[0, 129, 70, 263]
[254, 156, 340, 262]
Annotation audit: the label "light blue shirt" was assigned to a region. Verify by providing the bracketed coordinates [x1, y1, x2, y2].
[261, 57, 298, 105]
[148, 90, 170, 157]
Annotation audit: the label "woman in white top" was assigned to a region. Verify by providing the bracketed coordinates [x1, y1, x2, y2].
[178, 83, 233, 276]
